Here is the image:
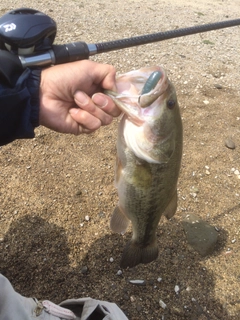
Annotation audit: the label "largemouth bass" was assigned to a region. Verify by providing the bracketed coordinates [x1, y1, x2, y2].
[106, 66, 183, 268]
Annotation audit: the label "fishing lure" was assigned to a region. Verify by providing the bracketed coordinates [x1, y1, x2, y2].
[141, 71, 162, 95]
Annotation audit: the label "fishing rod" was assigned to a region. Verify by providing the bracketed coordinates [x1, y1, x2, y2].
[0, 8, 239, 69]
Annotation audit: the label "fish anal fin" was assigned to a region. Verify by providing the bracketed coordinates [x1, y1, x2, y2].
[163, 190, 178, 220]
[120, 239, 159, 269]
[110, 205, 130, 234]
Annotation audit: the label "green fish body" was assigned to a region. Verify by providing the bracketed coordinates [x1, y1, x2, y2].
[106, 66, 183, 268]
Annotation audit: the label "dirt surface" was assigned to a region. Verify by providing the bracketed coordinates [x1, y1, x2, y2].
[0, 0, 239, 319]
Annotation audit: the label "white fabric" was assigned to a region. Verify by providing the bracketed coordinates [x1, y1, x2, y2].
[60, 298, 129, 320]
[0, 274, 128, 320]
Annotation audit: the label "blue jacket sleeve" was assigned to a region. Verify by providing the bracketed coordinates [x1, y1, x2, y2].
[0, 62, 41, 146]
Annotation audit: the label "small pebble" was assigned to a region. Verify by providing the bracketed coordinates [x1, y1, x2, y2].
[225, 137, 236, 149]
[174, 285, 180, 294]
[117, 270, 122, 276]
[136, 304, 142, 312]
[81, 266, 88, 274]
[148, 279, 154, 286]
[191, 186, 199, 193]
[129, 280, 146, 286]
[157, 277, 162, 282]
[172, 306, 183, 315]
[203, 100, 209, 105]
[159, 299, 167, 309]
[85, 215, 90, 221]
[123, 294, 129, 301]
[109, 257, 114, 263]
[214, 84, 223, 89]
[98, 212, 105, 218]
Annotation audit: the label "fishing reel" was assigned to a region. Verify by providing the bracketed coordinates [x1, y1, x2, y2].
[0, 7, 92, 68]
[0, 8, 57, 55]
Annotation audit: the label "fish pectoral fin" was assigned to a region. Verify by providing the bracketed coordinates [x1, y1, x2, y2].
[110, 205, 130, 234]
[120, 239, 159, 269]
[163, 190, 178, 220]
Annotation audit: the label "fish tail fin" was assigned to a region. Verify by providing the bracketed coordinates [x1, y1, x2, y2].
[110, 205, 130, 234]
[120, 239, 159, 269]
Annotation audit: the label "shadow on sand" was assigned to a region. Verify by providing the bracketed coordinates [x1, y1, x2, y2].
[0, 214, 235, 320]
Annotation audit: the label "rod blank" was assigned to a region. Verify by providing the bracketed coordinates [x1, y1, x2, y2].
[94, 19, 240, 54]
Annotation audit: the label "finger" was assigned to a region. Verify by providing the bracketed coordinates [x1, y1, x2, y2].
[92, 93, 121, 117]
[91, 63, 117, 91]
[74, 91, 113, 125]
[69, 108, 102, 133]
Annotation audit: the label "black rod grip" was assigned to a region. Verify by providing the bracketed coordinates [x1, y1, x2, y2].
[52, 41, 90, 64]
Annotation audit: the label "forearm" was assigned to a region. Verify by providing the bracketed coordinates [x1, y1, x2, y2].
[0, 59, 41, 146]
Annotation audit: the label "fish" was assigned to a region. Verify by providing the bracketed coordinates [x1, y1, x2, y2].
[105, 66, 183, 268]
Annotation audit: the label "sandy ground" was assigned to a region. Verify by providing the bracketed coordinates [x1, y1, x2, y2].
[0, 0, 239, 319]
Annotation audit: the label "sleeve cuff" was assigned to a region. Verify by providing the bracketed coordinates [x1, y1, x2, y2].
[26, 68, 42, 129]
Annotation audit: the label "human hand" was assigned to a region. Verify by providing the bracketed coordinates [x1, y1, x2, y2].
[39, 60, 121, 134]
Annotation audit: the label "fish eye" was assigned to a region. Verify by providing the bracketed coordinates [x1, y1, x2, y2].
[167, 100, 175, 109]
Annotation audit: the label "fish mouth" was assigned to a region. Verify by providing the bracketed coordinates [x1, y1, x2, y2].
[105, 66, 169, 126]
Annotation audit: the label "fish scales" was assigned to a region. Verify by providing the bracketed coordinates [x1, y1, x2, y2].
[106, 66, 183, 268]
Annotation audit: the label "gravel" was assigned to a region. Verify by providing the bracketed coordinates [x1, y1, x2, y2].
[0, 1, 240, 319]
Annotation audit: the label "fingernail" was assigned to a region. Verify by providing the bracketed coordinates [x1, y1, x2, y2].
[75, 91, 88, 105]
[69, 108, 79, 115]
[92, 93, 108, 108]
